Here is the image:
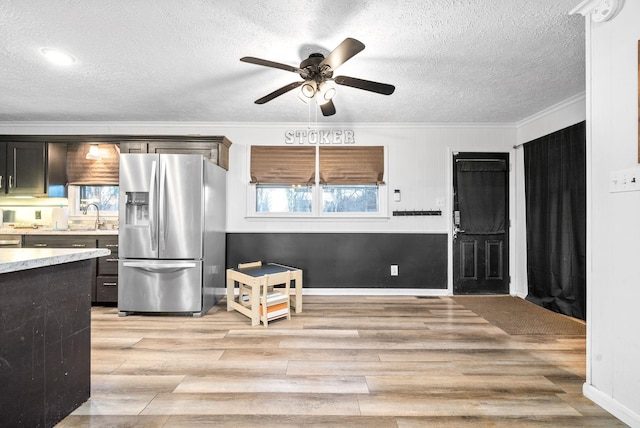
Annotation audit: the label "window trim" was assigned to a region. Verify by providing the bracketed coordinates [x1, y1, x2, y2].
[67, 185, 120, 218]
[246, 145, 389, 219]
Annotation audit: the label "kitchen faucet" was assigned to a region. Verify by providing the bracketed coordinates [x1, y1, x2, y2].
[82, 203, 105, 229]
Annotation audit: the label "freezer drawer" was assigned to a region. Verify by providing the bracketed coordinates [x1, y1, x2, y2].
[118, 259, 203, 315]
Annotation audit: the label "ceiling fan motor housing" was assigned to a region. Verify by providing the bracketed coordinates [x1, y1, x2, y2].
[300, 53, 333, 81]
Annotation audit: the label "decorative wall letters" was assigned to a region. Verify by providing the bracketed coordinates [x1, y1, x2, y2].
[284, 130, 355, 145]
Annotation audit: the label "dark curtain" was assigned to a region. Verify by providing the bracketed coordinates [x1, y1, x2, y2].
[524, 121, 586, 320]
[456, 160, 507, 234]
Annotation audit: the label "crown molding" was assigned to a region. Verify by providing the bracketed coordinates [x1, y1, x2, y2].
[570, 0, 622, 22]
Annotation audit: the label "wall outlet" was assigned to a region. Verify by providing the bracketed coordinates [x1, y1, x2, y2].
[35, 210, 41, 220]
[390, 264, 399, 276]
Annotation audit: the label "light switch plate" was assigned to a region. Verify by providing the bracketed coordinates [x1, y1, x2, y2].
[610, 167, 640, 193]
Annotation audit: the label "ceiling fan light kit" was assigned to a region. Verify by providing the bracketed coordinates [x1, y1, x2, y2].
[240, 38, 395, 116]
[318, 81, 336, 104]
[301, 80, 317, 99]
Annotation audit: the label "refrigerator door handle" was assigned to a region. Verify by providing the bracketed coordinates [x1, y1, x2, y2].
[122, 261, 197, 272]
[149, 160, 158, 251]
[159, 159, 167, 252]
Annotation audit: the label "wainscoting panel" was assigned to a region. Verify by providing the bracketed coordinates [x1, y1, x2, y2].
[226, 233, 447, 289]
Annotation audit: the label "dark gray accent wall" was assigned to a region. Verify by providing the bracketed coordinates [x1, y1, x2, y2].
[227, 233, 447, 289]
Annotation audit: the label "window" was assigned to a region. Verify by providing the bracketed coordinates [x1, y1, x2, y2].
[250, 145, 385, 216]
[322, 185, 379, 213]
[66, 143, 120, 216]
[256, 185, 312, 213]
[79, 185, 119, 212]
[68, 185, 119, 216]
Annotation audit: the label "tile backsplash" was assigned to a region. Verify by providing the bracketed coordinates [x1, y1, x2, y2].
[0, 198, 118, 229]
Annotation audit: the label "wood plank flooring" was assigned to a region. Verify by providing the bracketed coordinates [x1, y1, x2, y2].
[56, 296, 626, 427]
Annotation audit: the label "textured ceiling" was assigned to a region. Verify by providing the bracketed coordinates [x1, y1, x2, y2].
[0, 0, 585, 124]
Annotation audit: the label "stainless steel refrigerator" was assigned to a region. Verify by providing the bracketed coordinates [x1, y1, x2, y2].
[118, 153, 226, 316]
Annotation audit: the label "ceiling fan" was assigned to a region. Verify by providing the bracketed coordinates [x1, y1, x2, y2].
[240, 38, 395, 117]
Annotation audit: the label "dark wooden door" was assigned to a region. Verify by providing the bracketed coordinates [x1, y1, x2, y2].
[453, 152, 509, 294]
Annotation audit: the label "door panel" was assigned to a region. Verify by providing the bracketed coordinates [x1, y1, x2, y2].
[453, 153, 509, 294]
[159, 155, 203, 259]
[119, 154, 158, 259]
[460, 240, 477, 279]
[485, 240, 503, 279]
[118, 259, 202, 313]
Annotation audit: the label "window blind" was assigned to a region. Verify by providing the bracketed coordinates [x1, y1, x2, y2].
[66, 143, 120, 185]
[319, 146, 384, 184]
[250, 146, 316, 184]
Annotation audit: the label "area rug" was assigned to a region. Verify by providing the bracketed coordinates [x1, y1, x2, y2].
[451, 295, 586, 336]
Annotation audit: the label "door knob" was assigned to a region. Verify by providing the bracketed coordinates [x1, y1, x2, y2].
[453, 225, 465, 240]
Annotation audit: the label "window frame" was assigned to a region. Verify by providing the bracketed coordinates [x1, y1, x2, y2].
[246, 145, 388, 219]
[67, 185, 120, 218]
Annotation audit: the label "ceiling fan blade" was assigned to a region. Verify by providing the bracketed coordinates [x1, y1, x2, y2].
[240, 56, 304, 74]
[334, 75, 395, 95]
[319, 38, 365, 71]
[320, 99, 336, 116]
[255, 81, 303, 104]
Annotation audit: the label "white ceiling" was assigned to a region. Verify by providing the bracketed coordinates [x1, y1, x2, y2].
[0, 0, 585, 124]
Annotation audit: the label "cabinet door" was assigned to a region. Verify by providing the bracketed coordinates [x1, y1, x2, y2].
[6, 142, 46, 195]
[0, 144, 6, 192]
[119, 142, 148, 153]
[147, 141, 219, 164]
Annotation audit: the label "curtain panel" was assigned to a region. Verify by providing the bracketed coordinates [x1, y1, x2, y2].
[67, 143, 120, 185]
[456, 159, 507, 234]
[250, 146, 316, 184]
[524, 121, 586, 320]
[250, 146, 385, 185]
[319, 146, 384, 185]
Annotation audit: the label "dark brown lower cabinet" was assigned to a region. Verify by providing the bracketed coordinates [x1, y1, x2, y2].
[96, 235, 118, 304]
[23, 234, 119, 305]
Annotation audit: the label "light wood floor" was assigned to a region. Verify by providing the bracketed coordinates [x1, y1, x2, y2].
[56, 296, 626, 427]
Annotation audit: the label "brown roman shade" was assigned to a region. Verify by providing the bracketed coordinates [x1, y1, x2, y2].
[319, 146, 384, 185]
[250, 146, 316, 184]
[67, 143, 120, 185]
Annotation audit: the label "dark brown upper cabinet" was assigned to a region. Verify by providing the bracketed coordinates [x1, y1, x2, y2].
[0, 140, 67, 197]
[0, 141, 46, 196]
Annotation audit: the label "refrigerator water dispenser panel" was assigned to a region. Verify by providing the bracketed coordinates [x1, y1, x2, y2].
[125, 191, 150, 225]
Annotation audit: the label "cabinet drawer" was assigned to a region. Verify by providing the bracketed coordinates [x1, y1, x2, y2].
[98, 237, 119, 275]
[98, 254, 118, 275]
[96, 276, 118, 303]
[24, 235, 96, 248]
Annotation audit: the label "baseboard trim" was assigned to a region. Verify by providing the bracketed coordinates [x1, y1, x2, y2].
[302, 288, 451, 296]
[583, 383, 640, 427]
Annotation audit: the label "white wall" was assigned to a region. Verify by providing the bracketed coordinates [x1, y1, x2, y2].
[0, 121, 517, 294]
[221, 124, 518, 294]
[220, 124, 516, 234]
[579, 2, 640, 426]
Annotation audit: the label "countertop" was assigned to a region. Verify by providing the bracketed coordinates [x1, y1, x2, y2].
[0, 248, 110, 274]
[0, 227, 118, 235]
